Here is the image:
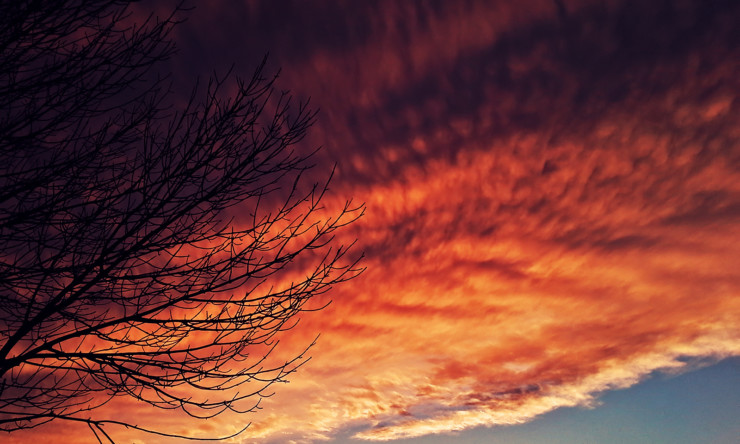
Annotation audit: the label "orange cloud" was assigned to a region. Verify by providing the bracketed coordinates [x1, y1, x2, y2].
[225, 2, 740, 441]
[245, 128, 739, 441]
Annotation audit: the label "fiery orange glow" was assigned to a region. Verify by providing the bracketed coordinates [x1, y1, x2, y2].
[244, 130, 739, 441]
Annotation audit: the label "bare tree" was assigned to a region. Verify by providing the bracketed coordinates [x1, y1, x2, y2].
[0, 1, 362, 441]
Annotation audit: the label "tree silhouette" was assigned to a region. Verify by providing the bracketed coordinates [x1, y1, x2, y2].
[0, 1, 362, 441]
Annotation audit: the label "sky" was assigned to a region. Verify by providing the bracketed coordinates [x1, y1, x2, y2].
[7, 0, 740, 443]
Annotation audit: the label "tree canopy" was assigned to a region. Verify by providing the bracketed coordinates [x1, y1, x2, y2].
[0, 1, 362, 441]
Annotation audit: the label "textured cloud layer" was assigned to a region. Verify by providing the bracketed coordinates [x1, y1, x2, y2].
[241, 1, 740, 442]
[8, 1, 739, 443]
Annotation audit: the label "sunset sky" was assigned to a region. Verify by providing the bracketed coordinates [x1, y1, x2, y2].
[8, 0, 739, 443]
